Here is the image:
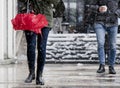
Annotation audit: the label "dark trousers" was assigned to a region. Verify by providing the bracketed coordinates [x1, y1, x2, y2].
[24, 27, 50, 73]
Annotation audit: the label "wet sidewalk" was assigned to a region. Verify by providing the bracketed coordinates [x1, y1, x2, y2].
[0, 62, 120, 88]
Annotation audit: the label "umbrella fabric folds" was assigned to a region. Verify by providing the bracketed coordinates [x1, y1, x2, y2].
[11, 13, 48, 34]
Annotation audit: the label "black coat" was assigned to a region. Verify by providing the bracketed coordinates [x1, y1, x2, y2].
[94, 0, 120, 27]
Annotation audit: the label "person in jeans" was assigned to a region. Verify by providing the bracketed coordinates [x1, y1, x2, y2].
[18, 0, 60, 85]
[91, 0, 120, 74]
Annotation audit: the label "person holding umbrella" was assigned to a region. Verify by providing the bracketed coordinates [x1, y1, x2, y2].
[18, 0, 60, 85]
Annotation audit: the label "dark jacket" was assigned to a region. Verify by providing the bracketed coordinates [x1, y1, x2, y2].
[18, 0, 60, 28]
[18, 0, 27, 13]
[94, 0, 120, 27]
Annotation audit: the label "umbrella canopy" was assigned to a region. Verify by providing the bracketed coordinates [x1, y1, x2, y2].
[11, 13, 48, 34]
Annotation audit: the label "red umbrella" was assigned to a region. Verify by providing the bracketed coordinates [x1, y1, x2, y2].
[11, 13, 48, 34]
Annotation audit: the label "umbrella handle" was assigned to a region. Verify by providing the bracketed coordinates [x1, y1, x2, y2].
[27, 0, 30, 13]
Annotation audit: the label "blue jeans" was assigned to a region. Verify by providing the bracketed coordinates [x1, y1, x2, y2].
[94, 23, 118, 66]
[25, 27, 50, 72]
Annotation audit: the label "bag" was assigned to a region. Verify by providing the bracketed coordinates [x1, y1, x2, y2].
[53, 0, 65, 18]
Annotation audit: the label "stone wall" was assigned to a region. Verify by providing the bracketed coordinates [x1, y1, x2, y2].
[46, 34, 120, 63]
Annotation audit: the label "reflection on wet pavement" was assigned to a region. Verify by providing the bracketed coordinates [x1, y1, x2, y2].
[0, 63, 120, 88]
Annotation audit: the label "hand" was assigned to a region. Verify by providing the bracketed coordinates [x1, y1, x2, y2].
[99, 5, 107, 13]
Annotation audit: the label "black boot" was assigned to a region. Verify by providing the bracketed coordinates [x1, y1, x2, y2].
[109, 66, 116, 74]
[25, 69, 35, 83]
[36, 71, 44, 85]
[97, 64, 105, 73]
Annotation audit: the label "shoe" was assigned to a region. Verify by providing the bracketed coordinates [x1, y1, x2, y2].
[109, 66, 116, 74]
[97, 64, 105, 73]
[25, 69, 35, 83]
[36, 76, 44, 85]
[36, 71, 44, 85]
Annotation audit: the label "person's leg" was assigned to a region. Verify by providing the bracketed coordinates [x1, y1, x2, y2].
[36, 27, 50, 85]
[24, 31, 37, 83]
[53, 18, 58, 34]
[107, 26, 118, 74]
[94, 23, 106, 73]
[58, 17, 63, 33]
